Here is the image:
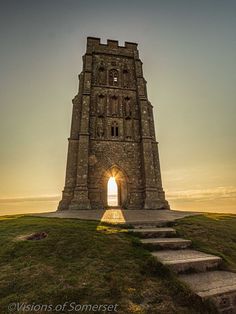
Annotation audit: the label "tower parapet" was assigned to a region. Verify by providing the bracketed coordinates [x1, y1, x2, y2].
[86, 37, 138, 57]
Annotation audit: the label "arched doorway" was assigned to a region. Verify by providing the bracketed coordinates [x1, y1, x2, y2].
[107, 177, 118, 206]
[100, 165, 129, 209]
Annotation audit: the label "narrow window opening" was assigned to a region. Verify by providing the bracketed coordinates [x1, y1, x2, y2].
[111, 121, 118, 137]
[109, 69, 119, 86]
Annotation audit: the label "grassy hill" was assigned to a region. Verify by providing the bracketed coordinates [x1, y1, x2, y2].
[176, 213, 236, 272]
[0, 214, 232, 314]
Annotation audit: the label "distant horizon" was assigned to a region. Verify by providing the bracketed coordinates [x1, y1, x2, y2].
[0, 192, 235, 216]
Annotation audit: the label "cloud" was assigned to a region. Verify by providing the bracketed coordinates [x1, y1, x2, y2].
[166, 186, 236, 202]
[0, 195, 60, 204]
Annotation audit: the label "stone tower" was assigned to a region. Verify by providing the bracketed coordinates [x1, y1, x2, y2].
[58, 37, 169, 210]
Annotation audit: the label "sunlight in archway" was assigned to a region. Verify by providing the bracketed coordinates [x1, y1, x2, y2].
[107, 177, 118, 206]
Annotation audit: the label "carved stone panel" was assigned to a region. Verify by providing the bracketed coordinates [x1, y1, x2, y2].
[97, 94, 106, 117]
[110, 95, 119, 116]
[96, 117, 104, 138]
[125, 118, 133, 139]
[123, 68, 130, 88]
[97, 63, 106, 85]
[124, 96, 132, 118]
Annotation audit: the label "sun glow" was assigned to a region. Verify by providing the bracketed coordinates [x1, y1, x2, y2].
[107, 177, 118, 206]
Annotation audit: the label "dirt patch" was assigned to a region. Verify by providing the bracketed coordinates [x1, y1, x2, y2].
[26, 232, 47, 240]
[16, 232, 48, 241]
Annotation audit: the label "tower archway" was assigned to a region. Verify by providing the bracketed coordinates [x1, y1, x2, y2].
[100, 165, 129, 209]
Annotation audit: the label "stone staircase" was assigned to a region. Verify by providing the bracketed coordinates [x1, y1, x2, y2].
[127, 224, 236, 313]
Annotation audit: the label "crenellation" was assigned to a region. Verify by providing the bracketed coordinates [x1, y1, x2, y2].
[125, 41, 138, 50]
[86, 37, 138, 57]
[87, 37, 101, 47]
[107, 39, 119, 48]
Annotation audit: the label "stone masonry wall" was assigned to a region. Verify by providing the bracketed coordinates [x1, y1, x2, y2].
[58, 37, 169, 210]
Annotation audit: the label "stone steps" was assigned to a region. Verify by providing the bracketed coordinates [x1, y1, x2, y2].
[128, 221, 236, 312]
[141, 237, 192, 250]
[127, 227, 176, 238]
[179, 271, 236, 313]
[152, 249, 222, 274]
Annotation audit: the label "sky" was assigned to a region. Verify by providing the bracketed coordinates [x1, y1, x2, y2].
[0, 0, 236, 215]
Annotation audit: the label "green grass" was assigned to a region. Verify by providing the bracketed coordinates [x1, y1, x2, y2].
[0, 215, 215, 314]
[175, 213, 236, 272]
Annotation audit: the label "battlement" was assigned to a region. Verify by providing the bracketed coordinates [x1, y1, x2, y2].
[86, 37, 138, 54]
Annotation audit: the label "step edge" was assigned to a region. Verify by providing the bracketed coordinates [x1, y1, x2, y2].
[128, 229, 176, 233]
[155, 256, 222, 264]
[197, 284, 236, 298]
[141, 238, 191, 243]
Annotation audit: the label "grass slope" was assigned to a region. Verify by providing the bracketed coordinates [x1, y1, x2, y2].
[0, 215, 213, 314]
[176, 213, 236, 272]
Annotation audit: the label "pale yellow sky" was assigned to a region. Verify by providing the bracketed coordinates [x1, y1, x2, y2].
[0, 0, 235, 215]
